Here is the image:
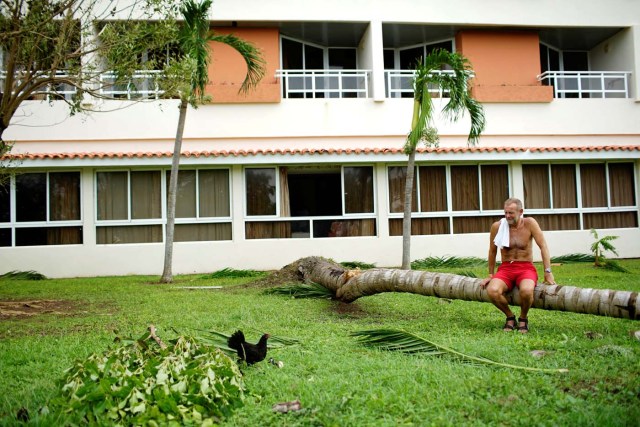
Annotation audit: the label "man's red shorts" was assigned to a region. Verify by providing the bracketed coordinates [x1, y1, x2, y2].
[493, 261, 538, 291]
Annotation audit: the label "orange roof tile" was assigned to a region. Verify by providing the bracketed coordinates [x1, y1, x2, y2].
[4, 145, 640, 160]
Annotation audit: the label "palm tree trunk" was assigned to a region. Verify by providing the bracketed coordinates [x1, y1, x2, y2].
[292, 257, 639, 320]
[161, 99, 188, 283]
[401, 148, 416, 270]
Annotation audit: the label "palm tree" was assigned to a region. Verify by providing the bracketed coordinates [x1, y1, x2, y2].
[161, 0, 265, 283]
[401, 49, 485, 269]
[283, 257, 639, 320]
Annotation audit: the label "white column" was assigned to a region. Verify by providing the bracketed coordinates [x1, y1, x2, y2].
[375, 162, 389, 237]
[510, 161, 524, 204]
[358, 20, 386, 102]
[231, 165, 245, 241]
[82, 168, 96, 246]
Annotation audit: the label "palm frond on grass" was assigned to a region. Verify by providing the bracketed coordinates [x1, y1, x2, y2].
[551, 253, 595, 263]
[602, 260, 630, 273]
[264, 282, 335, 299]
[201, 268, 266, 279]
[352, 329, 568, 373]
[0, 270, 47, 280]
[340, 261, 375, 270]
[193, 329, 300, 357]
[412, 256, 486, 269]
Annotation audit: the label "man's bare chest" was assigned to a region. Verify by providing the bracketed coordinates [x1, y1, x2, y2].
[509, 228, 532, 250]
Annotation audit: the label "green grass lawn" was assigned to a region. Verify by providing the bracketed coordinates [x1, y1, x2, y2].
[0, 260, 639, 426]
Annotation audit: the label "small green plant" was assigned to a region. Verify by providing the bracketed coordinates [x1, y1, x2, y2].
[590, 229, 630, 273]
[265, 282, 335, 299]
[50, 330, 245, 426]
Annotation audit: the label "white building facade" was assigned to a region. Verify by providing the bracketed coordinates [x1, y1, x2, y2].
[2, 0, 639, 277]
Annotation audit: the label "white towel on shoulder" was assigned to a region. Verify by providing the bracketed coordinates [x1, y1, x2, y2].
[493, 218, 510, 249]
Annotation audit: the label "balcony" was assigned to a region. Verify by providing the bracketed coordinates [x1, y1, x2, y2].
[537, 71, 631, 98]
[385, 70, 455, 98]
[99, 70, 165, 100]
[275, 69, 370, 99]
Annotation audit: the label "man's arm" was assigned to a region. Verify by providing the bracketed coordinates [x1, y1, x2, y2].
[529, 218, 556, 285]
[481, 221, 500, 288]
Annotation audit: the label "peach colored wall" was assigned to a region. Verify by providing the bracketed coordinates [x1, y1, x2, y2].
[207, 27, 280, 103]
[456, 30, 553, 103]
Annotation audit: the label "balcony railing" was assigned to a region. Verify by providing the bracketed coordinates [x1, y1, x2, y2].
[385, 69, 456, 98]
[0, 70, 78, 101]
[99, 70, 165, 99]
[537, 71, 631, 98]
[275, 69, 370, 99]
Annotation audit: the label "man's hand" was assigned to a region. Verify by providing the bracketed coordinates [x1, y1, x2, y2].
[543, 272, 556, 285]
[480, 276, 492, 289]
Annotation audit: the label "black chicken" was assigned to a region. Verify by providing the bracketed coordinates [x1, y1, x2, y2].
[227, 330, 270, 364]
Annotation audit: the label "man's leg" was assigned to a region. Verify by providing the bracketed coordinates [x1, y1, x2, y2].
[517, 279, 536, 333]
[485, 279, 516, 331]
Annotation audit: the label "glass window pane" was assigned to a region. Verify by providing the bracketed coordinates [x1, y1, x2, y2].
[175, 223, 232, 241]
[246, 168, 276, 216]
[580, 164, 607, 207]
[0, 180, 9, 223]
[0, 228, 10, 246]
[16, 226, 82, 246]
[16, 173, 46, 222]
[199, 169, 230, 217]
[131, 171, 161, 219]
[609, 163, 635, 207]
[344, 166, 374, 214]
[419, 166, 447, 212]
[451, 166, 479, 211]
[167, 170, 196, 218]
[388, 166, 416, 213]
[523, 165, 550, 209]
[97, 172, 128, 220]
[50, 172, 80, 221]
[551, 165, 577, 208]
[481, 165, 509, 210]
[96, 225, 162, 244]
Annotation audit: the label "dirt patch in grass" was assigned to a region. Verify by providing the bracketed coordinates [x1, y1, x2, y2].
[0, 299, 81, 319]
[235, 262, 303, 290]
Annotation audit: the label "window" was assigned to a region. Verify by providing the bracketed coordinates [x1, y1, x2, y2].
[167, 169, 232, 242]
[0, 172, 82, 247]
[522, 162, 637, 230]
[96, 170, 162, 244]
[245, 166, 376, 239]
[388, 164, 509, 235]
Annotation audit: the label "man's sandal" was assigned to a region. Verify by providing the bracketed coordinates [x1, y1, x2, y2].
[503, 316, 516, 331]
[517, 317, 529, 333]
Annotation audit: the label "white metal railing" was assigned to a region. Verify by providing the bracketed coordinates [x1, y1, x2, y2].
[385, 69, 456, 98]
[0, 70, 78, 100]
[275, 69, 370, 99]
[99, 70, 165, 99]
[537, 71, 631, 98]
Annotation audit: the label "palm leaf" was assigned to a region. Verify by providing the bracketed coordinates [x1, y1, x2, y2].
[264, 282, 335, 299]
[455, 271, 478, 278]
[0, 270, 47, 280]
[352, 329, 568, 373]
[340, 261, 375, 270]
[551, 253, 595, 263]
[209, 33, 266, 94]
[202, 268, 265, 279]
[602, 260, 630, 273]
[412, 256, 485, 269]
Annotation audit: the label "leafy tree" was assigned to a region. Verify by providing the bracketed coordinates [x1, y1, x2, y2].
[401, 49, 485, 269]
[160, 0, 265, 283]
[0, 0, 179, 153]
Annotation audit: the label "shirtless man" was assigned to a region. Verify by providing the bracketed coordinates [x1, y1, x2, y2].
[480, 198, 556, 333]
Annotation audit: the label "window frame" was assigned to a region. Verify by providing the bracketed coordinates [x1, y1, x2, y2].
[0, 170, 83, 247]
[522, 161, 638, 230]
[167, 168, 233, 225]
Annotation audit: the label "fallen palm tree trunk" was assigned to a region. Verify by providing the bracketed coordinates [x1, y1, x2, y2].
[290, 257, 639, 320]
